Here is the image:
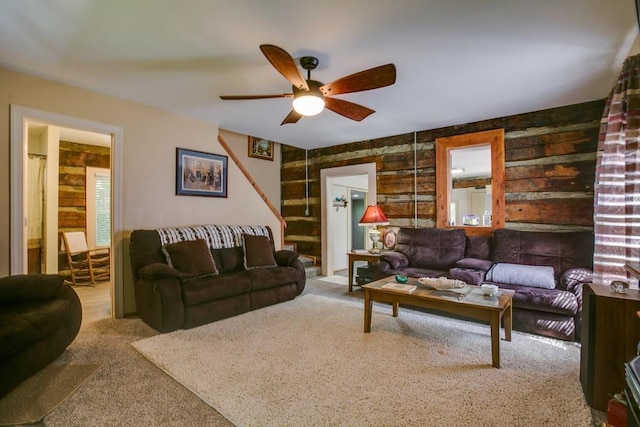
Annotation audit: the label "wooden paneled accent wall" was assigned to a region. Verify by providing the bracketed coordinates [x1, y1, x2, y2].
[281, 100, 604, 266]
[58, 140, 110, 236]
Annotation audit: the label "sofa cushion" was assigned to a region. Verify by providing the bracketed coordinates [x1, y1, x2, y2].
[491, 229, 594, 276]
[456, 258, 493, 271]
[380, 251, 409, 270]
[0, 299, 71, 358]
[181, 271, 253, 306]
[465, 235, 491, 259]
[248, 266, 300, 291]
[486, 263, 556, 289]
[215, 247, 245, 273]
[163, 239, 218, 279]
[394, 228, 466, 270]
[243, 234, 277, 269]
[274, 250, 299, 267]
[486, 282, 579, 317]
[0, 274, 63, 304]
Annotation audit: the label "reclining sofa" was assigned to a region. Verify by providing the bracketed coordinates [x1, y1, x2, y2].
[129, 224, 306, 333]
[374, 227, 594, 341]
[0, 274, 82, 397]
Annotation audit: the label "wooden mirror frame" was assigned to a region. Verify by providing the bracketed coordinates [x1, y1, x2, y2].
[435, 129, 505, 236]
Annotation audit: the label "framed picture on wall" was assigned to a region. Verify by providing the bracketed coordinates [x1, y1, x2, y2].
[248, 136, 274, 161]
[176, 148, 228, 197]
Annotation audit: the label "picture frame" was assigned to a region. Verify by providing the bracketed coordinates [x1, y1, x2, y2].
[248, 136, 274, 161]
[176, 148, 228, 197]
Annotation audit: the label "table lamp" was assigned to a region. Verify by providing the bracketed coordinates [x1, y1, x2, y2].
[358, 204, 389, 254]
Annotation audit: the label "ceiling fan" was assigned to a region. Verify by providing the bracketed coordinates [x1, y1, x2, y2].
[220, 44, 396, 125]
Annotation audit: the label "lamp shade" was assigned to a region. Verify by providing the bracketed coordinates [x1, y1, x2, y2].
[358, 204, 389, 225]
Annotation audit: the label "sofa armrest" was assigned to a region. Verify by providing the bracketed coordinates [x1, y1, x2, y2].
[559, 268, 593, 293]
[137, 263, 183, 281]
[274, 250, 299, 267]
[0, 274, 63, 304]
[379, 251, 409, 270]
[456, 258, 493, 271]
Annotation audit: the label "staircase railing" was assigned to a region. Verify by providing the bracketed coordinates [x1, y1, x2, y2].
[217, 134, 287, 246]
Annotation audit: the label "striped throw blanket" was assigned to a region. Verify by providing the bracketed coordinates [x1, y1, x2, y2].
[156, 225, 271, 249]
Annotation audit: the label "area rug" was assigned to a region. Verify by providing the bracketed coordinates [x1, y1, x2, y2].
[0, 363, 100, 426]
[132, 294, 592, 426]
[318, 275, 348, 285]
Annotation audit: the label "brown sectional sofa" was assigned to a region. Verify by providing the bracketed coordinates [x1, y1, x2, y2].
[129, 225, 306, 333]
[374, 227, 594, 341]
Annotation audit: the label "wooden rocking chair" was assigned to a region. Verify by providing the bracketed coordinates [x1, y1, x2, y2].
[61, 231, 110, 286]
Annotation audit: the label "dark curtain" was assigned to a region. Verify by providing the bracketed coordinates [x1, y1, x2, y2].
[594, 54, 640, 285]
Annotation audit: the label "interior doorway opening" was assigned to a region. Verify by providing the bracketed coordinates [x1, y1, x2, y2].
[11, 105, 124, 320]
[321, 163, 377, 277]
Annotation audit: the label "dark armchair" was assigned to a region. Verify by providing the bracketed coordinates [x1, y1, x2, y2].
[0, 274, 82, 397]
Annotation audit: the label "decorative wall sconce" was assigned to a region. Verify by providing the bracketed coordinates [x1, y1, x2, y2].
[333, 195, 348, 210]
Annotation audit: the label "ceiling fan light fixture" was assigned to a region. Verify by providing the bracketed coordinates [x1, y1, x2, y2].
[292, 93, 325, 116]
[292, 80, 325, 116]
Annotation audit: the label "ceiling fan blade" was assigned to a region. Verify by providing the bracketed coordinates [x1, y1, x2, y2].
[281, 110, 303, 125]
[220, 94, 292, 100]
[324, 97, 375, 121]
[320, 64, 396, 96]
[260, 44, 309, 91]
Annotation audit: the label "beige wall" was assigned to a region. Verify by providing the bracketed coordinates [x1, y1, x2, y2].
[219, 129, 281, 209]
[0, 67, 283, 314]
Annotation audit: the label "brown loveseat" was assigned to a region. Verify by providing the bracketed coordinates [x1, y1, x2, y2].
[129, 225, 305, 333]
[374, 227, 594, 341]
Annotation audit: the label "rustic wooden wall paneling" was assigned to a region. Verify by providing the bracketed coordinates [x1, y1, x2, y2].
[58, 141, 110, 270]
[281, 100, 604, 266]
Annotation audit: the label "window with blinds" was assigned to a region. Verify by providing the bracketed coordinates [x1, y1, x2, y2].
[94, 173, 110, 247]
[86, 167, 110, 249]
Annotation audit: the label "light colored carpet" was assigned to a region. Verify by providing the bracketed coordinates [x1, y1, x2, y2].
[132, 293, 593, 427]
[318, 275, 348, 285]
[0, 364, 100, 426]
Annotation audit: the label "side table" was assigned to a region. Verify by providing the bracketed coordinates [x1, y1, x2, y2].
[347, 252, 380, 292]
[580, 282, 640, 411]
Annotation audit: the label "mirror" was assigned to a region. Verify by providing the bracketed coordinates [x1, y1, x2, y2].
[436, 129, 505, 235]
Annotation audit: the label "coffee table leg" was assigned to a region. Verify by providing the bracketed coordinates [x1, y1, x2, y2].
[392, 302, 399, 317]
[490, 313, 500, 368]
[504, 301, 512, 342]
[364, 289, 372, 333]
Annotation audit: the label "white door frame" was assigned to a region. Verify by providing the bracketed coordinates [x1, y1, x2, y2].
[10, 105, 124, 318]
[320, 163, 377, 276]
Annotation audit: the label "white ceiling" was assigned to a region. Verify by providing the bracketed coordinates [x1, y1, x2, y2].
[0, 0, 637, 150]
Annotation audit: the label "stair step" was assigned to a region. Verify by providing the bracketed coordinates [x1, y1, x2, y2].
[305, 266, 321, 278]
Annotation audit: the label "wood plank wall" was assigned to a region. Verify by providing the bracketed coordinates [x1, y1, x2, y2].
[58, 141, 110, 269]
[281, 99, 604, 266]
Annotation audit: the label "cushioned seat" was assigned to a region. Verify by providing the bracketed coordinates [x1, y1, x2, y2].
[485, 282, 579, 316]
[0, 299, 72, 359]
[0, 274, 82, 398]
[181, 272, 253, 306]
[248, 266, 300, 291]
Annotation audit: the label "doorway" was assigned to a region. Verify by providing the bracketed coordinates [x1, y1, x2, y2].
[10, 105, 124, 319]
[320, 163, 377, 276]
[350, 190, 366, 251]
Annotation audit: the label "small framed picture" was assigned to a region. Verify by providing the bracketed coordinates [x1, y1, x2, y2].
[176, 148, 228, 197]
[248, 136, 274, 161]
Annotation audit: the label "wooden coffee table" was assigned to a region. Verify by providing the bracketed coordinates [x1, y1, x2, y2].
[362, 276, 515, 368]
